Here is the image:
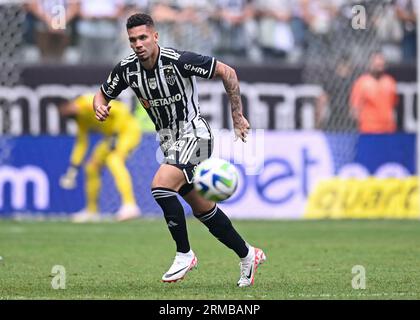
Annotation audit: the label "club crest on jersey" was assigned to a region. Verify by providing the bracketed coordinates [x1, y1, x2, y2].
[148, 78, 157, 90]
[162, 65, 176, 86]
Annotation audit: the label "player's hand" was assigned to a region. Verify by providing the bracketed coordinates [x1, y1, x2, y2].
[59, 167, 78, 189]
[233, 114, 250, 143]
[95, 105, 111, 122]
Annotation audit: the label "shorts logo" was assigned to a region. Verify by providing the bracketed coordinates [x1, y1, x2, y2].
[162, 65, 176, 86]
[148, 78, 157, 90]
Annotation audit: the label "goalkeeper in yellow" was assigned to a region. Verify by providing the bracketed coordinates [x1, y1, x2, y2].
[59, 94, 142, 222]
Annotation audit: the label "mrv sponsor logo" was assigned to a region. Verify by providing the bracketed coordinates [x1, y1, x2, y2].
[183, 64, 209, 76]
[0, 165, 49, 210]
[106, 73, 120, 96]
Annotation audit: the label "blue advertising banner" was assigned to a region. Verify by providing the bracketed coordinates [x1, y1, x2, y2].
[0, 134, 165, 217]
[0, 132, 416, 218]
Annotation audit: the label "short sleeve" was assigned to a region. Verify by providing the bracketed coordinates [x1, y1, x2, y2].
[100, 62, 129, 100]
[175, 51, 217, 79]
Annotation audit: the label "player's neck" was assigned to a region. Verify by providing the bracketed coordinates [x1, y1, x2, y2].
[140, 45, 159, 70]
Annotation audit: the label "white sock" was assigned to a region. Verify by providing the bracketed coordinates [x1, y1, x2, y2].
[178, 250, 193, 257]
[241, 246, 254, 261]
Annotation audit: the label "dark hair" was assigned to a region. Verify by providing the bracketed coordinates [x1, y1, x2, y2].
[126, 13, 154, 29]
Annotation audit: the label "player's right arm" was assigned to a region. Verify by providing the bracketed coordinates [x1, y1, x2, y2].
[213, 61, 250, 142]
[93, 90, 112, 122]
[94, 61, 129, 121]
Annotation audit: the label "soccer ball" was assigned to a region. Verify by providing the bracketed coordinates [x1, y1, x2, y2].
[193, 158, 239, 202]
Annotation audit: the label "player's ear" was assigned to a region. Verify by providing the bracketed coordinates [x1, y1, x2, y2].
[154, 31, 159, 43]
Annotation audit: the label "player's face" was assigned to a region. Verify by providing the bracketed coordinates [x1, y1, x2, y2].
[369, 54, 385, 75]
[128, 25, 158, 61]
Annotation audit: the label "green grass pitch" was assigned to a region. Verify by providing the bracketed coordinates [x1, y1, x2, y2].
[1, 219, 420, 300]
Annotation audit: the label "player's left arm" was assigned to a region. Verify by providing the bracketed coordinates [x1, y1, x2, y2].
[213, 61, 250, 142]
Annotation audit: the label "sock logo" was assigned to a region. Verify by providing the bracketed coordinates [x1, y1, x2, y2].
[167, 220, 178, 228]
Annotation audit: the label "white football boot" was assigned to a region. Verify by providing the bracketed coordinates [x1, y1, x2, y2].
[162, 250, 198, 283]
[115, 204, 141, 222]
[71, 210, 101, 223]
[237, 246, 267, 287]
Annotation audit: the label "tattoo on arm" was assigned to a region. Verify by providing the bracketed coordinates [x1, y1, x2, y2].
[215, 62, 243, 122]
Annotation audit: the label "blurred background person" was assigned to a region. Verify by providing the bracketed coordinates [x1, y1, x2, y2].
[25, 0, 78, 63]
[315, 54, 356, 131]
[59, 94, 142, 222]
[395, 0, 417, 63]
[117, 0, 151, 58]
[288, 0, 310, 62]
[149, 0, 178, 49]
[76, 0, 125, 64]
[175, 0, 213, 54]
[375, 0, 403, 63]
[254, 0, 294, 62]
[212, 0, 257, 62]
[350, 52, 399, 133]
[300, 0, 343, 62]
[123, 0, 150, 15]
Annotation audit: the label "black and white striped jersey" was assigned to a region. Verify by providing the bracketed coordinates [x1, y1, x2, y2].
[101, 46, 216, 142]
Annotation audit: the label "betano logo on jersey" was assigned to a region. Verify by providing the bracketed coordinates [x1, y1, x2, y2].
[141, 93, 183, 108]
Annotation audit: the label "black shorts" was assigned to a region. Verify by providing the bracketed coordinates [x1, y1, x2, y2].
[162, 136, 213, 194]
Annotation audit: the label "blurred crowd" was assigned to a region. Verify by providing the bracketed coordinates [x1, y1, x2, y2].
[22, 0, 417, 65]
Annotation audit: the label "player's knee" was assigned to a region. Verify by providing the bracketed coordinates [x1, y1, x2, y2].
[192, 202, 216, 217]
[151, 173, 183, 191]
[105, 152, 124, 166]
[85, 161, 99, 176]
[151, 176, 168, 190]
[192, 201, 217, 218]
[194, 205, 233, 233]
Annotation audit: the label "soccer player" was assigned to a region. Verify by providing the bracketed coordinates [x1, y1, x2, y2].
[59, 93, 142, 223]
[93, 13, 266, 287]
